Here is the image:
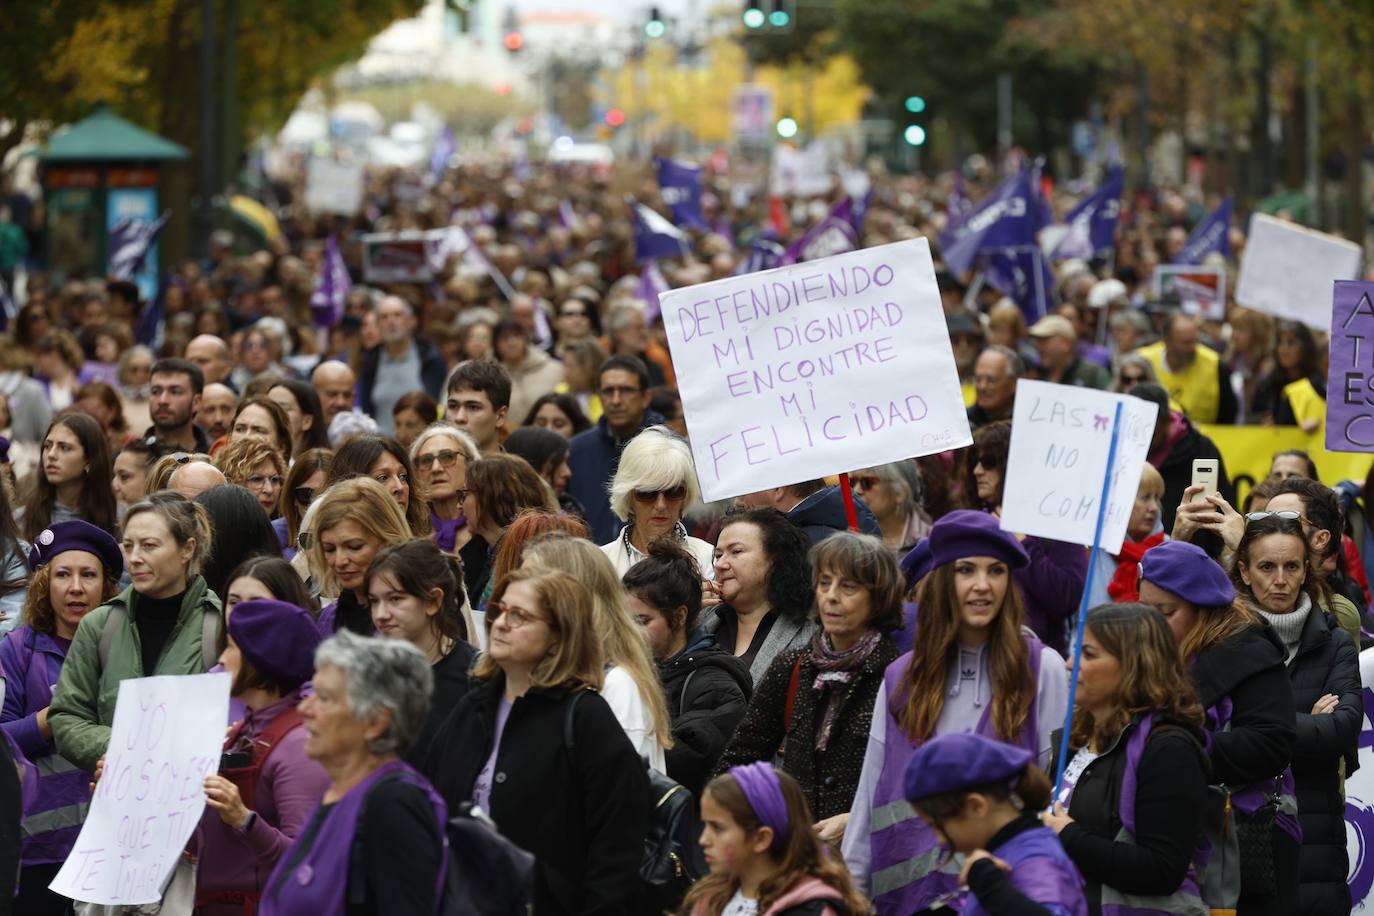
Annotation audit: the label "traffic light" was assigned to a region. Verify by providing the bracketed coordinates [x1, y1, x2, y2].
[605, 108, 626, 128]
[903, 92, 927, 146]
[904, 95, 926, 114]
[645, 6, 665, 38]
[769, 2, 791, 27]
[502, 7, 523, 52]
[776, 117, 798, 139]
[742, 2, 765, 29]
[903, 125, 927, 146]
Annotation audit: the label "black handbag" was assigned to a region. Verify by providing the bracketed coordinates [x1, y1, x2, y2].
[1232, 780, 1281, 898]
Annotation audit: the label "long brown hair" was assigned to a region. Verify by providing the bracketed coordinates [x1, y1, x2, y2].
[679, 769, 872, 916]
[1070, 603, 1205, 751]
[24, 412, 118, 540]
[1177, 599, 1263, 661]
[896, 560, 1032, 743]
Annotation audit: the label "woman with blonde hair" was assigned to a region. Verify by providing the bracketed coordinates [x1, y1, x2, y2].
[308, 478, 411, 637]
[602, 425, 714, 575]
[214, 436, 287, 517]
[421, 569, 650, 914]
[522, 534, 674, 773]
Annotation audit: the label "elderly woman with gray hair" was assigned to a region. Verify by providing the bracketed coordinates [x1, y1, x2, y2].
[600, 425, 715, 576]
[258, 630, 448, 916]
[849, 459, 929, 553]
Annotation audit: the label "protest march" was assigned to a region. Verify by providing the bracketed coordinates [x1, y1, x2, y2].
[7, 2, 1374, 915]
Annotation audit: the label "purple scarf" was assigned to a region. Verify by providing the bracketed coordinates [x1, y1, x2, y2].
[809, 628, 881, 752]
[430, 509, 466, 553]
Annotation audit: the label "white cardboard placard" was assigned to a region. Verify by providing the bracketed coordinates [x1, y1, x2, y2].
[660, 237, 971, 502]
[51, 673, 230, 905]
[999, 380, 1159, 554]
[1235, 213, 1362, 329]
[305, 158, 365, 216]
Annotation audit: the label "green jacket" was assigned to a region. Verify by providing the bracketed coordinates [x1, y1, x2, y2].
[49, 577, 221, 772]
[1324, 592, 1362, 651]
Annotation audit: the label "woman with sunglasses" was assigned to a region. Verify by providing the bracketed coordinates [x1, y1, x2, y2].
[600, 426, 714, 577]
[848, 460, 929, 553]
[1110, 353, 1157, 394]
[408, 422, 478, 555]
[965, 420, 1088, 657]
[1230, 513, 1361, 914]
[274, 448, 333, 561]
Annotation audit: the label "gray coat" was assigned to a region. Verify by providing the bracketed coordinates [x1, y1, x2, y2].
[699, 604, 816, 685]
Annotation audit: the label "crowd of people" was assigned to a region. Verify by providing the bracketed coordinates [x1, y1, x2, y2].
[0, 151, 1369, 916]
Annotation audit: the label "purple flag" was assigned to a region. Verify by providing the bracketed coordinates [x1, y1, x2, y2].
[633, 202, 690, 262]
[638, 261, 669, 323]
[310, 234, 352, 328]
[735, 233, 785, 276]
[780, 198, 858, 266]
[429, 127, 456, 184]
[108, 210, 170, 280]
[134, 281, 165, 347]
[557, 199, 578, 230]
[1050, 166, 1124, 261]
[1174, 197, 1232, 265]
[1326, 280, 1374, 451]
[947, 171, 970, 230]
[984, 246, 1055, 322]
[713, 213, 736, 248]
[938, 167, 1046, 274]
[655, 158, 707, 230]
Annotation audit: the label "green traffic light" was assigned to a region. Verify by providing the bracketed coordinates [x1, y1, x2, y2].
[904, 96, 926, 114]
[903, 125, 927, 146]
[743, 8, 765, 28]
[769, 9, 790, 26]
[645, 19, 665, 37]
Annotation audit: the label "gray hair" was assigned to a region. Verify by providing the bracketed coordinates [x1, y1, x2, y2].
[1108, 310, 1153, 336]
[455, 307, 500, 333]
[328, 409, 380, 447]
[410, 421, 479, 468]
[314, 630, 433, 756]
[604, 302, 644, 334]
[609, 426, 699, 522]
[980, 344, 1026, 379]
[861, 459, 925, 515]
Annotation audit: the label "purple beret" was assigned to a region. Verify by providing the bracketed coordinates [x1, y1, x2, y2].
[227, 599, 321, 686]
[1139, 540, 1234, 608]
[927, 509, 1029, 572]
[900, 539, 933, 591]
[28, 520, 123, 579]
[904, 733, 1032, 802]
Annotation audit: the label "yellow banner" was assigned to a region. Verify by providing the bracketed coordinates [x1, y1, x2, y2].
[1197, 424, 1374, 507]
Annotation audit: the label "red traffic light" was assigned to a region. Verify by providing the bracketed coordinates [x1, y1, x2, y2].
[503, 30, 524, 51]
[605, 108, 626, 128]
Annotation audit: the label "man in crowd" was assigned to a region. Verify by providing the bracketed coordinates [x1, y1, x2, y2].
[1135, 311, 1237, 424]
[144, 358, 208, 456]
[446, 361, 510, 457]
[968, 345, 1024, 429]
[312, 360, 357, 428]
[567, 356, 665, 543]
[1029, 314, 1111, 389]
[199, 382, 237, 441]
[168, 461, 226, 499]
[360, 295, 446, 434]
[185, 334, 235, 389]
[735, 480, 881, 544]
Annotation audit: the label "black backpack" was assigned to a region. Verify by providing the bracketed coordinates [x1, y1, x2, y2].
[565, 691, 706, 912]
[439, 802, 537, 916]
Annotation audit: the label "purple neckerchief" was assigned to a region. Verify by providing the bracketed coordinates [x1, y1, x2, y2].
[730, 763, 789, 849]
[259, 760, 447, 916]
[430, 510, 466, 553]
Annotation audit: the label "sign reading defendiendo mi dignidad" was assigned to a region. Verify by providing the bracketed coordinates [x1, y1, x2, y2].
[660, 237, 971, 502]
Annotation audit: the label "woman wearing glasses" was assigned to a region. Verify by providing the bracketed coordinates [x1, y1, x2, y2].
[274, 448, 333, 560]
[420, 569, 650, 915]
[600, 426, 714, 577]
[1110, 353, 1157, 393]
[848, 460, 929, 553]
[408, 422, 478, 555]
[214, 436, 286, 517]
[1230, 513, 1361, 914]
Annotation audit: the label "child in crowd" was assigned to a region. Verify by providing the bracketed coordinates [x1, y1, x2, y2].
[905, 734, 1087, 916]
[682, 762, 871, 916]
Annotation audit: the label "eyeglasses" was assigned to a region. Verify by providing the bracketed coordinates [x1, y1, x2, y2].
[600, 385, 642, 401]
[1245, 510, 1306, 524]
[559, 308, 588, 318]
[246, 474, 284, 489]
[243, 339, 269, 350]
[415, 449, 461, 469]
[1119, 373, 1148, 385]
[293, 486, 317, 506]
[632, 485, 687, 504]
[850, 475, 880, 491]
[171, 453, 193, 465]
[487, 601, 547, 629]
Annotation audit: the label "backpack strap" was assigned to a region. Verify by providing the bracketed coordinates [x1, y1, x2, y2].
[776, 654, 804, 756]
[252, 707, 305, 767]
[675, 669, 697, 719]
[777, 898, 848, 916]
[99, 604, 127, 671]
[563, 689, 588, 765]
[201, 603, 223, 671]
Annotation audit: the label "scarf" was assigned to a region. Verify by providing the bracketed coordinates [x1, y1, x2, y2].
[809, 628, 882, 752]
[1107, 531, 1166, 602]
[430, 510, 466, 553]
[1255, 592, 1313, 664]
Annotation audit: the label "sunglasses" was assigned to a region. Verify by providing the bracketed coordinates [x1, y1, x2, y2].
[293, 486, 317, 506]
[974, 453, 1000, 471]
[1120, 373, 1147, 385]
[1245, 510, 1306, 524]
[850, 475, 880, 490]
[632, 485, 687, 504]
[415, 449, 461, 469]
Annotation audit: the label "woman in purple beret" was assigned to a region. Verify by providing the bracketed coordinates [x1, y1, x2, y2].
[194, 596, 329, 915]
[0, 519, 122, 915]
[842, 509, 1068, 915]
[1138, 538, 1299, 916]
[259, 631, 448, 916]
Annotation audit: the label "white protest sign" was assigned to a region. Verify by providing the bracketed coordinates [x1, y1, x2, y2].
[661, 237, 972, 502]
[999, 380, 1158, 554]
[52, 673, 230, 905]
[1235, 213, 1362, 329]
[305, 158, 365, 216]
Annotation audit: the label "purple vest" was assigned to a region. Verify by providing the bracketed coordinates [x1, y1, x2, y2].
[259, 760, 447, 916]
[962, 825, 1088, 916]
[1095, 715, 1207, 916]
[0, 626, 90, 865]
[868, 634, 1044, 915]
[1205, 697, 1301, 844]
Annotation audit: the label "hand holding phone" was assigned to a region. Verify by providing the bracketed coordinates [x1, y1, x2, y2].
[1190, 459, 1218, 503]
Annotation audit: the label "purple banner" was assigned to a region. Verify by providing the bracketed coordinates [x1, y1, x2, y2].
[1327, 280, 1374, 452]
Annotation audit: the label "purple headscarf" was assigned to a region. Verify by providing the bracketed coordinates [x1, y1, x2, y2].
[729, 762, 789, 849]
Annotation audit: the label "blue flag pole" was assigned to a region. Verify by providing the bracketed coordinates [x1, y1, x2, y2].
[1052, 399, 1125, 799]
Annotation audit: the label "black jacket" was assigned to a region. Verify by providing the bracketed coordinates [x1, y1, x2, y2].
[421, 679, 651, 916]
[1285, 607, 1362, 915]
[1188, 624, 1297, 787]
[787, 486, 881, 545]
[405, 642, 478, 768]
[658, 629, 752, 796]
[715, 635, 899, 820]
[1056, 715, 1209, 914]
[358, 336, 447, 419]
